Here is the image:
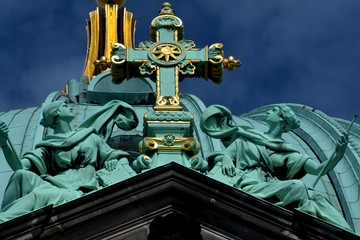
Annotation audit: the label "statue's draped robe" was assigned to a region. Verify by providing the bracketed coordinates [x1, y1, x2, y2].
[0, 100, 137, 222]
[202, 105, 352, 232]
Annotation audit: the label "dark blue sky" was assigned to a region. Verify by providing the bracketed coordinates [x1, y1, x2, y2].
[0, 0, 359, 120]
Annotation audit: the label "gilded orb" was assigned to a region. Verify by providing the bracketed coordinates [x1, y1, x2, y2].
[96, 0, 126, 8]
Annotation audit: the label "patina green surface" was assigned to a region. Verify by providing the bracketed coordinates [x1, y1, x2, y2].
[201, 104, 352, 231]
[0, 100, 137, 222]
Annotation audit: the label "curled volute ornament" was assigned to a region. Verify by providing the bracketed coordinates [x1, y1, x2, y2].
[207, 43, 241, 83]
[110, 43, 127, 84]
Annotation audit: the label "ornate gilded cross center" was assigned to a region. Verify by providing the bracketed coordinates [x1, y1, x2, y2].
[152, 43, 183, 63]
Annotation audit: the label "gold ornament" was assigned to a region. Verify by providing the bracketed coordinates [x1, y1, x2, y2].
[95, 0, 126, 8]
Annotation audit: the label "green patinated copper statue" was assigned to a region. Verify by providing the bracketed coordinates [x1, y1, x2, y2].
[0, 100, 138, 222]
[201, 104, 352, 231]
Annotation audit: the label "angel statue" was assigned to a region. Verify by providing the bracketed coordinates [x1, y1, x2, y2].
[200, 104, 352, 232]
[0, 100, 138, 222]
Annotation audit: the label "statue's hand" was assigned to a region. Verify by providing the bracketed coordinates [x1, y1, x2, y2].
[336, 132, 348, 155]
[221, 155, 236, 177]
[139, 155, 152, 168]
[132, 154, 152, 173]
[104, 159, 118, 171]
[0, 121, 9, 146]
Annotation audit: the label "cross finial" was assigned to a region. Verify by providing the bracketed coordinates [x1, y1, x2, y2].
[159, 2, 174, 16]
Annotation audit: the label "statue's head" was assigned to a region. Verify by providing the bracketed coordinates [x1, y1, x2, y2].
[266, 105, 300, 133]
[40, 101, 74, 128]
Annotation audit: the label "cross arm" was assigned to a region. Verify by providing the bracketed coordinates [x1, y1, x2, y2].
[177, 43, 241, 83]
[111, 43, 151, 84]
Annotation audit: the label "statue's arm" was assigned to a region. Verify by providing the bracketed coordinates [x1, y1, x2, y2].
[97, 136, 129, 171]
[0, 121, 30, 171]
[304, 132, 348, 176]
[215, 140, 238, 177]
[1, 144, 23, 170]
